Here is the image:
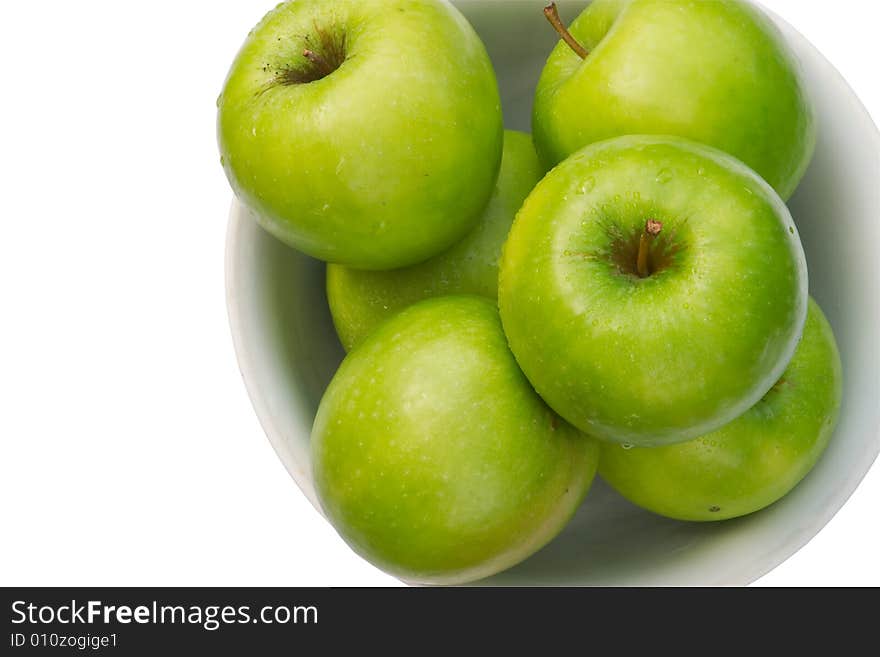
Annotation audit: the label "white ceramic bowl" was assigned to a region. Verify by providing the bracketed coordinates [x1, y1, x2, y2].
[225, 0, 880, 585]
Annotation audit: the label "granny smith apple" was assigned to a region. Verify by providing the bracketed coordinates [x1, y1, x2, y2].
[534, 0, 815, 199]
[326, 130, 543, 351]
[499, 135, 808, 447]
[312, 296, 599, 584]
[599, 298, 842, 521]
[218, 0, 503, 269]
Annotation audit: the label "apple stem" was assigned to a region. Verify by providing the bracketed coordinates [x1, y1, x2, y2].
[544, 3, 589, 59]
[637, 219, 663, 278]
[303, 48, 334, 76]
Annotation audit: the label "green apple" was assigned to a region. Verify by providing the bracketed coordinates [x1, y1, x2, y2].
[499, 135, 808, 447]
[534, 0, 814, 199]
[599, 298, 842, 521]
[218, 0, 503, 269]
[311, 296, 599, 584]
[326, 130, 543, 351]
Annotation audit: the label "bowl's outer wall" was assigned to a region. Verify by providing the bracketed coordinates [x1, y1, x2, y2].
[225, 0, 880, 585]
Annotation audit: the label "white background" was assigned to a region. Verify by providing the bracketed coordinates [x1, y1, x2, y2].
[0, 0, 877, 587]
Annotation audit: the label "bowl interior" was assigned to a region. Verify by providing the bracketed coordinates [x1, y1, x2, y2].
[225, 0, 880, 585]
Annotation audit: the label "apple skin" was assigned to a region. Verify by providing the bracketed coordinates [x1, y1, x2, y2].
[599, 298, 842, 521]
[311, 296, 599, 585]
[218, 0, 503, 269]
[533, 0, 814, 200]
[326, 130, 543, 351]
[498, 136, 808, 447]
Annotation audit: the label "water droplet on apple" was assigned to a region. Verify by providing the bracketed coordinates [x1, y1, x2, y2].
[621, 443, 633, 450]
[655, 169, 672, 184]
[577, 177, 596, 194]
[697, 167, 706, 176]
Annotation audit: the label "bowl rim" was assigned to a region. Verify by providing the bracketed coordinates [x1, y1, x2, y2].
[225, 209, 324, 511]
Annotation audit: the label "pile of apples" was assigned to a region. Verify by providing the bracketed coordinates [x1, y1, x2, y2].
[218, 0, 842, 585]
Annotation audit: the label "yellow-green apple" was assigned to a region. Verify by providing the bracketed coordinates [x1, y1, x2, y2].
[326, 130, 543, 351]
[534, 0, 814, 199]
[218, 0, 503, 269]
[312, 296, 599, 584]
[499, 135, 808, 446]
[599, 298, 841, 521]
